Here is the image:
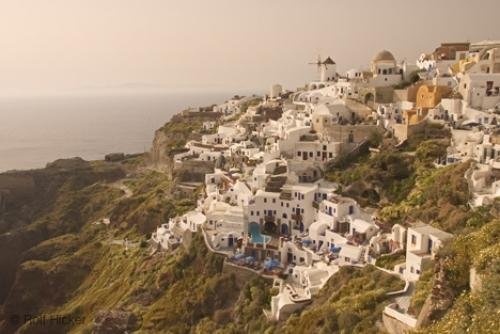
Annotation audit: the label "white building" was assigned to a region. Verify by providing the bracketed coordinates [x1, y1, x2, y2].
[369, 50, 404, 87]
[223, 180, 253, 207]
[270, 84, 283, 99]
[458, 73, 500, 111]
[466, 162, 500, 207]
[248, 181, 337, 236]
[404, 223, 453, 281]
[206, 201, 246, 233]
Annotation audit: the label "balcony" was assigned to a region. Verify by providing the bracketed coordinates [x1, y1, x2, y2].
[280, 191, 292, 200]
[264, 215, 276, 223]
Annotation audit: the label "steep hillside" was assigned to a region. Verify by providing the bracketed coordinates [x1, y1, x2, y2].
[150, 111, 223, 167]
[275, 266, 404, 334]
[1, 112, 498, 334]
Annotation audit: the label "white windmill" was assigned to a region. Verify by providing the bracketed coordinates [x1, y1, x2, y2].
[309, 55, 337, 82]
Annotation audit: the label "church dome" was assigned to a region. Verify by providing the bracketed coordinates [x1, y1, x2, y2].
[373, 50, 396, 63]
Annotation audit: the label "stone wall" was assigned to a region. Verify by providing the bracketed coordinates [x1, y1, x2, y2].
[392, 120, 428, 143]
[382, 312, 414, 334]
[173, 160, 215, 183]
[323, 124, 384, 143]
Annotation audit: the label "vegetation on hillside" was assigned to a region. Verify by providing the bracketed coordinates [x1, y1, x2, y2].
[113, 170, 198, 234]
[276, 266, 404, 334]
[414, 219, 499, 333]
[326, 137, 447, 207]
[1, 109, 499, 333]
[375, 250, 406, 270]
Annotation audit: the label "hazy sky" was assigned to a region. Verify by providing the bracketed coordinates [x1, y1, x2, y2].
[1, 0, 499, 96]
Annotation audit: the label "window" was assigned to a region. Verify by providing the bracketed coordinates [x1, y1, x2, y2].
[250, 211, 254, 216]
[272, 198, 276, 203]
[309, 152, 313, 157]
[411, 235, 417, 245]
[349, 205, 354, 214]
[264, 198, 267, 203]
[297, 151, 301, 157]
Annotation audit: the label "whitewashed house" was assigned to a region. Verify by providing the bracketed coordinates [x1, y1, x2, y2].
[404, 223, 453, 281]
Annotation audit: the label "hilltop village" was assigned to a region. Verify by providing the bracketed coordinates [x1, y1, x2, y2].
[0, 40, 498, 334]
[149, 40, 500, 331]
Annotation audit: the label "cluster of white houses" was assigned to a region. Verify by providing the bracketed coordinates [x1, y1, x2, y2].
[151, 40, 500, 328]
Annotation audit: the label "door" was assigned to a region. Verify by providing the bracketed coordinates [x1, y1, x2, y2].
[281, 224, 289, 235]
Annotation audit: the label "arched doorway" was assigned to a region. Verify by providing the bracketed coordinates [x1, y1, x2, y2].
[264, 221, 277, 234]
[364, 93, 374, 108]
[281, 223, 289, 235]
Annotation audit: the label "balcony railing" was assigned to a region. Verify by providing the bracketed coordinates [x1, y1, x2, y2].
[264, 215, 276, 223]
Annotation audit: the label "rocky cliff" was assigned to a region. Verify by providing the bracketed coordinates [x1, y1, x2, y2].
[150, 111, 222, 168]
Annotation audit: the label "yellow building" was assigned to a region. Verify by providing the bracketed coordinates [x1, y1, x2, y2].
[415, 85, 451, 109]
[403, 108, 428, 125]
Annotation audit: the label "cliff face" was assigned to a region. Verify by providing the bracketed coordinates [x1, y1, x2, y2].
[149, 111, 222, 168]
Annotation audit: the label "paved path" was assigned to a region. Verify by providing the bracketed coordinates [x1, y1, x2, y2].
[109, 180, 133, 198]
[109, 239, 139, 250]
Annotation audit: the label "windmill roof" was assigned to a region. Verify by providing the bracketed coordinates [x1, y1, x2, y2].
[323, 57, 336, 65]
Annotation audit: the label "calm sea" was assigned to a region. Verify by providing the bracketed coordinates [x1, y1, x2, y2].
[0, 92, 232, 172]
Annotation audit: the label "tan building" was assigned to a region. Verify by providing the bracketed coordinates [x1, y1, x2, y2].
[432, 42, 470, 61]
[415, 85, 452, 109]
